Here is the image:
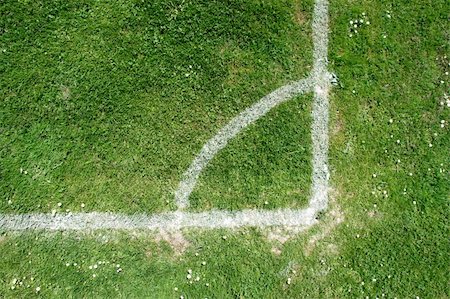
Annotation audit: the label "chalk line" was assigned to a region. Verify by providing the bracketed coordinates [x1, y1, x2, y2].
[0, 0, 331, 231]
[0, 209, 317, 231]
[310, 0, 331, 212]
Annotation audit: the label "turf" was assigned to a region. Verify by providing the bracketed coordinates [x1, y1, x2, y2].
[0, 0, 449, 298]
[0, 0, 314, 213]
[190, 94, 312, 211]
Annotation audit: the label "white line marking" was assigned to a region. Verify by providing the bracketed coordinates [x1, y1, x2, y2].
[0, 0, 330, 231]
[0, 209, 317, 230]
[175, 78, 314, 210]
[310, 0, 331, 212]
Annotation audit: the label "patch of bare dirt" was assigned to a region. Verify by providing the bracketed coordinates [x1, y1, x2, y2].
[304, 204, 344, 256]
[266, 226, 309, 255]
[155, 230, 190, 256]
[60, 85, 71, 100]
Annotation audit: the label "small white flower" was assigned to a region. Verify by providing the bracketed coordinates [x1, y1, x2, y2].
[195, 276, 200, 281]
[354, 24, 358, 28]
[81, 203, 85, 208]
[441, 120, 445, 124]
[51, 209, 57, 217]
[350, 20, 353, 25]
[205, 283, 209, 287]
[222, 235, 227, 240]
[66, 262, 70, 267]
[264, 201, 268, 205]
[429, 143, 433, 147]
[93, 264, 98, 269]
[362, 12, 366, 16]
[187, 269, 192, 274]
[366, 21, 370, 25]
[174, 287, 178, 291]
[92, 274, 96, 278]
[389, 118, 393, 123]
[57, 202, 62, 207]
[116, 264, 120, 268]
[396, 139, 400, 144]
[8, 199, 12, 205]
[372, 173, 377, 178]
[287, 278, 292, 285]
[201, 261, 206, 266]
[35, 286, 41, 292]
[186, 274, 192, 280]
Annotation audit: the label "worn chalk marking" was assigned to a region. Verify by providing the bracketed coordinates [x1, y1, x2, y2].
[0, 0, 330, 231]
[0, 209, 317, 231]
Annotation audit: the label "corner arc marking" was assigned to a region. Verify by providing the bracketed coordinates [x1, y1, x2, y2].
[174, 78, 314, 210]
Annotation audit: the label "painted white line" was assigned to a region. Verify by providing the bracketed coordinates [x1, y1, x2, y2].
[310, 0, 331, 212]
[0, 209, 317, 231]
[175, 78, 314, 210]
[0, 0, 331, 231]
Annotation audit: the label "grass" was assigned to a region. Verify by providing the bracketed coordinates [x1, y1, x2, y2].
[191, 94, 312, 211]
[0, 0, 314, 213]
[0, 0, 449, 298]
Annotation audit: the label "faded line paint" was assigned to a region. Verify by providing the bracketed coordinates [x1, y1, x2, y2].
[0, 209, 317, 231]
[310, 0, 330, 212]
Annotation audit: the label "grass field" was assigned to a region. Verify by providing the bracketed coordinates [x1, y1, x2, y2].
[1, 0, 449, 298]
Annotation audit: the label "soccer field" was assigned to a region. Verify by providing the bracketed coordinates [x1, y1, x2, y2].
[1, 0, 449, 297]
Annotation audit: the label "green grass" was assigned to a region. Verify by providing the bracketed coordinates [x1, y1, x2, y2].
[0, 0, 314, 213]
[191, 95, 312, 211]
[1, 0, 449, 298]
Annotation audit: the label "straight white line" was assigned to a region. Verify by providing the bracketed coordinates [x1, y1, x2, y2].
[175, 78, 314, 210]
[0, 209, 317, 231]
[310, 0, 330, 212]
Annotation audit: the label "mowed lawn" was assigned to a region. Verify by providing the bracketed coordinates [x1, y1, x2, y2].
[0, 0, 314, 213]
[0, 0, 449, 298]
